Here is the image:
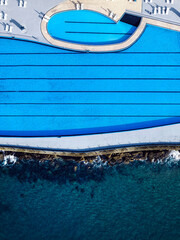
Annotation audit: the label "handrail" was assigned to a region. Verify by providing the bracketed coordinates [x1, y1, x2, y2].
[41, 3, 180, 52]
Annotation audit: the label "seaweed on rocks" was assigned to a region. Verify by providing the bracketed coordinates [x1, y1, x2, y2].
[0, 148, 179, 184]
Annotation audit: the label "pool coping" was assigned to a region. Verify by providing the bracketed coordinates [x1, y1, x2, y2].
[41, 1, 180, 52]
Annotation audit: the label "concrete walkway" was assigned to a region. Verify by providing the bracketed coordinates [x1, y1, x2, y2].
[41, 0, 180, 52]
[0, 0, 179, 52]
[1, 123, 180, 152]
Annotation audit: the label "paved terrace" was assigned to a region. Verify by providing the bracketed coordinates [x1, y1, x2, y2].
[0, 0, 62, 43]
[142, 0, 180, 24]
[0, 0, 180, 51]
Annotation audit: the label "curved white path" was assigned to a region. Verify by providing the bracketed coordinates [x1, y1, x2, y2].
[1, 124, 180, 152]
[41, 0, 180, 52]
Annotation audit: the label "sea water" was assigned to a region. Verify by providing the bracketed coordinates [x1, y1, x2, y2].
[0, 154, 180, 240]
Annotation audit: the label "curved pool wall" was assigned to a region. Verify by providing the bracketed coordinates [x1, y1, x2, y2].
[47, 10, 137, 45]
[0, 24, 180, 137]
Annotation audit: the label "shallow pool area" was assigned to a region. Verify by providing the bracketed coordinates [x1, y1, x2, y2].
[47, 10, 137, 45]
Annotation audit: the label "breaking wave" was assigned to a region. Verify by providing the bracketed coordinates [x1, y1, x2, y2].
[0, 149, 179, 185]
[154, 150, 180, 167]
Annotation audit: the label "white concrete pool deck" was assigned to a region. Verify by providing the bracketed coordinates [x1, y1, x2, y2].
[0, 1, 180, 152]
[40, 0, 180, 52]
[0, 0, 180, 51]
[1, 124, 180, 152]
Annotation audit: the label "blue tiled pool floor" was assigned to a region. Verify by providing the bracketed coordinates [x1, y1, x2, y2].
[0, 24, 180, 136]
[47, 10, 136, 45]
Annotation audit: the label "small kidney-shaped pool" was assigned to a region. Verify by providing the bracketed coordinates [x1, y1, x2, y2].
[47, 10, 137, 45]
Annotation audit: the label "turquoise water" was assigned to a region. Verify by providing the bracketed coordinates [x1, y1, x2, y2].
[0, 159, 180, 240]
[47, 10, 136, 45]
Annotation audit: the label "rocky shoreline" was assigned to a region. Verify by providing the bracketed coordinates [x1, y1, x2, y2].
[0, 148, 171, 166]
[0, 145, 180, 184]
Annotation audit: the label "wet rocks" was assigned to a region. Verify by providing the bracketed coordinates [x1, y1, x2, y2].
[0, 148, 177, 184]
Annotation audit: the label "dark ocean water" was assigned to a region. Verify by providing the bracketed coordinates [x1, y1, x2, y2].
[0, 154, 180, 240]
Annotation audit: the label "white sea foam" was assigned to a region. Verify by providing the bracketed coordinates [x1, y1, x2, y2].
[168, 150, 180, 161]
[164, 150, 180, 166]
[82, 160, 89, 165]
[2, 155, 17, 166]
[92, 156, 107, 168]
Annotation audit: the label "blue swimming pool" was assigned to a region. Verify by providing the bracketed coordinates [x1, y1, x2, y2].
[0, 24, 180, 136]
[47, 10, 137, 45]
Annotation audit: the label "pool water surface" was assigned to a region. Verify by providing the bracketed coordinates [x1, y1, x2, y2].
[47, 10, 137, 45]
